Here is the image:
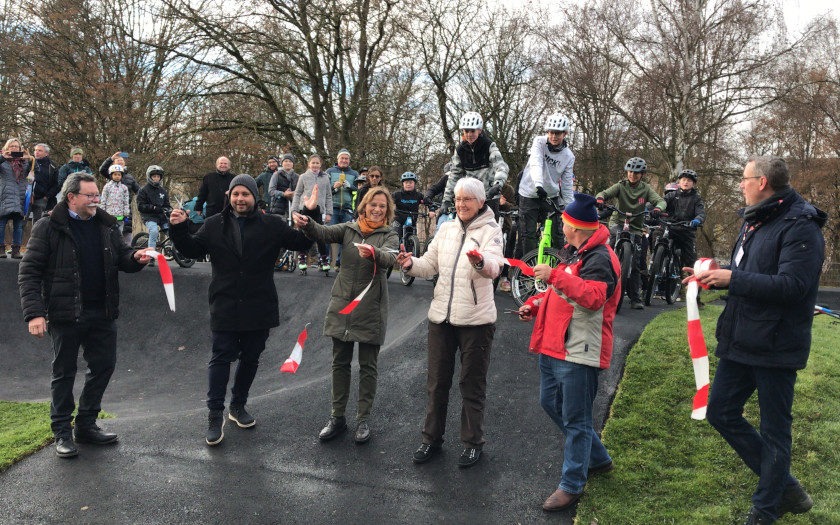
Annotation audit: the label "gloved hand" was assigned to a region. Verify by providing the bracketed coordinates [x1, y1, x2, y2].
[595, 197, 605, 210]
[690, 219, 701, 229]
[486, 183, 502, 199]
[422, 197, 433, 207]
[535, 186, 548, 199]
[440, 201, 452, 216]
[651, 208, 662, 218]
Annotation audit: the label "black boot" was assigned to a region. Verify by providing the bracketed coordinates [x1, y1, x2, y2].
[55, 434, 78, 458]
[228, 405, 256, 428]
[206, 409, 224, 446]
[10, 245, 22, 259]
[73, 423, 118, 445]
[0, 245, 6, 258]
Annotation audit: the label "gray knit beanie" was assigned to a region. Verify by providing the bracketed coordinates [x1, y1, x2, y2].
[229, 174, 259, 198]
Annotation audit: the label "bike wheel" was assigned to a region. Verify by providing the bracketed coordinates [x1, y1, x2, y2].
[131, 232, 149, 249]
[615, 242, 633, 312]
[401, 235, 419, 286]
[509, 247, 562, 307]
[171, 242, 196, 268]
[665, 249, 682, 304]
[645, 245, 667, 306]
[160, 238, 175, 261]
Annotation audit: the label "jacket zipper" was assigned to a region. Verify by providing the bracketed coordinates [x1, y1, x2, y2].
[446, 227, 468, 321]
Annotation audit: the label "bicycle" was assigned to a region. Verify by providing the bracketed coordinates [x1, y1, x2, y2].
[644, 216, 691, 305]
[496, 208, 519, 291]
[509, 198, 565, 307]
[275, 213, 297, 273]
[386, 214, 422, 286]
[131, 228, 195, 268]
[603, 205, 649, 312]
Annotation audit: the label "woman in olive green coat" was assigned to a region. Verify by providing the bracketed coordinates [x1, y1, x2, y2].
[294, 186, 398, 444]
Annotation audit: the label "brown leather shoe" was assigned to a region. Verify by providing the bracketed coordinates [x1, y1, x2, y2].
[542, 489, 582, 512]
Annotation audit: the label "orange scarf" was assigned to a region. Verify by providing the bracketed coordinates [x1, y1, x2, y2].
[357, 215, 385, 236]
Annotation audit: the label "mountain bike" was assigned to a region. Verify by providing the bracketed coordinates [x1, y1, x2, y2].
[496, 208, 519, 291]
[603, 205, 649, 312]
[131, 229, 195, 268]
[509, 198, 565, 307]
[644, 216, 691, 305]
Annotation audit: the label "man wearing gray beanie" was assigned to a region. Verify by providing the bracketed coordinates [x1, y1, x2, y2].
[169, 174, 313, 446]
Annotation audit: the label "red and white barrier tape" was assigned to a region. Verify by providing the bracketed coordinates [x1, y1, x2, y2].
[686, 257, 718, 419]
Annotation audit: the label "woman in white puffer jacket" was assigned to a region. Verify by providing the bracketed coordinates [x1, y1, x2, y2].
[396, 177, 504, 469]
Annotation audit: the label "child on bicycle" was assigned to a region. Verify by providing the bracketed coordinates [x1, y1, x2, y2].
[392, 171, 426, 244]
[595, 157, 665, 309]
[664, 169, 705, 269]
[100, 165, 131, 238]
[137, 165, 171, 260]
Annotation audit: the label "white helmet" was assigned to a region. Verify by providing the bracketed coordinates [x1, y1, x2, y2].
[108, 164, 125, 174]
[544, 113, 570, 132]
[459, 111, 483, 130]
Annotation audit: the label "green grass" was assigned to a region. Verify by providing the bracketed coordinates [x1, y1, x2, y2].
[0, 401, 52, 472]
[576, 307, 839, 524]
[0, 403, 116, 472]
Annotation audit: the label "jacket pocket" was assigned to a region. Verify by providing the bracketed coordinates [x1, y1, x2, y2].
[732, 304, 781, 354]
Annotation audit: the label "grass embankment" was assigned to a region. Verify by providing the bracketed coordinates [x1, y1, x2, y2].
[577, 306, 839, 524]
[0, 401, 51, 472]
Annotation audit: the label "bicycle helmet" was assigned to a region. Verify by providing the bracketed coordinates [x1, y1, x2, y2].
[400, 171, 418, 182]
[146, 165, 165, 178]
[544, 113, 570, 132]
[459, 111, 483, 130]
[678, 169, 697, 182]
[624, 157, 647, 173]
[108, 164, 125, 174]
[356, 173, 367, 183]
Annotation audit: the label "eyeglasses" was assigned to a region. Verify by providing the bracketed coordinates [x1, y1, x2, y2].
[546, 130, 565, 136]
[454, 197, 477, 203]
[740, 176, 762, 182]
[368, 175, 381, 179]
[75, 192, 101, 200]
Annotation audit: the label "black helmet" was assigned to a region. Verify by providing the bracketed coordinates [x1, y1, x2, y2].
[678, 169, 697, 182]
[624, 157, 646, 173]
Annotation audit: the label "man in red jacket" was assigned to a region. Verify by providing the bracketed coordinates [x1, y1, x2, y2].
[518, 192, 621, 512]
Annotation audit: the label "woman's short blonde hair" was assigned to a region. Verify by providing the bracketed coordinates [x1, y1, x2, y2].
[357, 186, 395, 223]
[2, 138, 22, 153]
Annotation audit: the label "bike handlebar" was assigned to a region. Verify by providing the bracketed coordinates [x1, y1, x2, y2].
[604, 204, 648, 218]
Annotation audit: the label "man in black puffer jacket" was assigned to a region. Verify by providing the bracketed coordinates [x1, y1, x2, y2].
[170, 175, 313, 447]
[18, 172, 150, 459]
[691, 156, 825, 525]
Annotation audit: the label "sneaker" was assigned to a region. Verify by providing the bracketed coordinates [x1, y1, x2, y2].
[298, 262, 308, 271]
[412, 442, 442, 464]
[458, 446, 482, 468]
[320, 263, 331, 272]
[228, 405, 256, 428]
[206, 410, 225, 446]
[73, 423, 118, 445]
[631, 301, 644, 310]
[499, 278, 511, 292]
[778, 483, 813, 517]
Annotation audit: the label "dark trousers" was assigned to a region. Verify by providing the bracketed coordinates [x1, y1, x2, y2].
[519, 196, 563, 255]
[207, 329, 270, 411]
[707, 358, 800, 519]
[422, 321, 495, 448]
[670, 229, 697, 269]
[48, 309, 117, 435]
[330, 338, 381, 420]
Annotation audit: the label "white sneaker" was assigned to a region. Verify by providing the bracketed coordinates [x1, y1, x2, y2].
[499, 278, 511, 292]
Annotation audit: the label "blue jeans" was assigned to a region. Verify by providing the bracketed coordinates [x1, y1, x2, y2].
[707, 358, 799, 520]
[331, 208, 354, 263]
[145, 220, 162, 248]
[539, 354, 612, 495]
[0, 216, 24, 245]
